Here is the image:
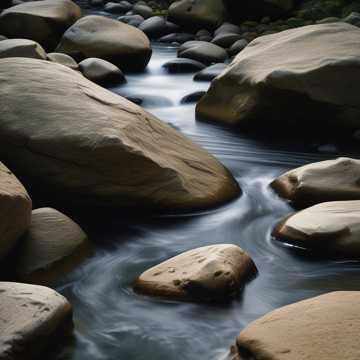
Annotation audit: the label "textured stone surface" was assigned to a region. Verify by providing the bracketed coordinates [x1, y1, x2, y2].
[56, 15, 152, 71]
[0, 58, 239, 210]
[272, 157, 360, 207]
[0, 162, 32, 260]
[0, 282, 73, 360]
[197, 23, 360, 133]
[16, 208, 91, 285]
[135, 244, 256, 302]
[273, 200, 360, 258]
[0, 0, 81, 51]
[0, 39, 46, 59]
[235, 291, 360, 360]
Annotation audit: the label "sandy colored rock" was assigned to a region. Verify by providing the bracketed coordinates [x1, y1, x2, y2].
[273, 200, 360, 258]
[0, 162, 32, 260]
[0, 282, 73, 360]
[134, 244, 256, 302]
[47, 52, 79, 70]
[16, 208, 92, 285]
[168, 0, 227, 30]
[0, 39, 46, 59]
[272, 157, 360, 207]
[0, 58, 239, 210]
[0, 0, 81, 51]
[197, 23, 360, 132]
[79, 57, 125, 85]
[56, 15, 152, 71]
[235, 291, 360, 360]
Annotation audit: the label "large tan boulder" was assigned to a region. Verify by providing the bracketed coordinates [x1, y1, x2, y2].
[273, 200, 360, 258]
[272, 157, 360, 207]
[16, 208, 92, 285]
[0, 0, 81, 51]
[168, 0, 227, 30]
[56, 15, 152, 72]
[235, 291, 360, 360]
[196, 23, 360, 133]
[0, 38, 47, 59]
[0, 282, 73, 360]
[134, 244, 256, 302]
[0, 58, 239, 211]
[0, 162, 32, 260]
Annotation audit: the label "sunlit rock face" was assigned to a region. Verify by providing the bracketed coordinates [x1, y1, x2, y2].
[0, 38, 47, 59]
[0, 282, 73, 360]
[0, 162, 32, 260]
[272, 157, 360, 207]
[0, 0, 81, 51]
[135, 244, 257, 303]
[0, 58, 240, 211]
[196, 23, 360, 134]
[235, 291, 360, 360]
[273, 200, 360, 258]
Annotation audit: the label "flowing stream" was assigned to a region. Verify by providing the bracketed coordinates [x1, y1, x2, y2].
[53, 45, 360, 360]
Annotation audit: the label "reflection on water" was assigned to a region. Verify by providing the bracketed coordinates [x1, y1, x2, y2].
[54, 45, 360, 360]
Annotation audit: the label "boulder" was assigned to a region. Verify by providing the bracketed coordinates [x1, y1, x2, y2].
[211, 32, 243, 48]
[0, 38, 47, 59]
[47, 52, 79, 70]
[138, 16, 168, 39]
[235, 291, 360, 360]
[168, 0, 226, 30]
[0, 162, 32, 260]
[273, 200, 360, 258]
[56, 15, 152, 71]
[0, 58, 240, 210]
[79, 57, 126, 85]
[0, 0, 81, 51]
[224, 0, 294, 21]
[15, 208, 91, 285]
[132, 3, 153, 18]
[162, 58, 206, 73]
[272, 157, 360, 207]
[0, 282, 73, 360]
[196, 23, 360, 132]
[193, 62, 227, 81]
[178, 41, 228, 65]
[134, 244, 256, 302]
[118, 14, 144, 27]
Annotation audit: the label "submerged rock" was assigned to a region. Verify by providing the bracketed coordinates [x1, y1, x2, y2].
[0, 282, 73, 360]
[79, 57, 126, 85]
[0, 58, 240, 210]
[0, 38, 47, 59]
[16, 208, 91, 285]
[0, 162, 32, 260]
[135, 244, 256, 302]
[197, 23, 360, 133]
[273, 200, 360, 258]
[56, 15, 152, 72]
[235, 291, 360, 360]
[272, 157, 360, 207]
[168, 0, 227, 30]
[0, 0, 81, 51]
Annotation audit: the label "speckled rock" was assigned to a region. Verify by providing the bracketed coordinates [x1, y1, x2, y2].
[0, 58, 240, 210]
[15, 208, 91, 285]
[0, 282, 73, 360]
[0, 162, 32, 260]
[273, 200, 360, 258]
[134, 244, 256, 302]
[272, 157, 360, 207]
[235, 291, 360, 360]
